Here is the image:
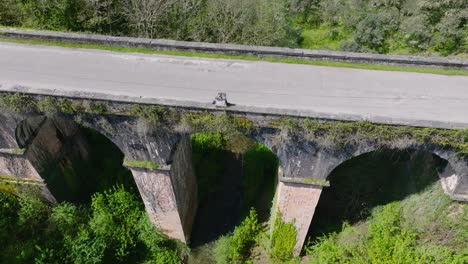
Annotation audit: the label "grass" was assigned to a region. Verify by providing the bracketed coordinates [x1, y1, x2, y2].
[0, 37, 467, 76]
[123, 159, 159, 170]
[304, 182, 467, 264]
[0, 181, 19, 194]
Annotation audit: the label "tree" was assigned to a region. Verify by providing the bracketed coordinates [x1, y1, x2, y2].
[125, 0, 176, 38]
[0, 0, 23, 26]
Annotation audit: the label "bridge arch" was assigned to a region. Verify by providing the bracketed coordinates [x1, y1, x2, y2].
[14, 114, 137, 203]
[320, 145, 468, 201]
[13, 113, 199, 243]
[273, 139, 468, 254]
[307, 148, 448, 241]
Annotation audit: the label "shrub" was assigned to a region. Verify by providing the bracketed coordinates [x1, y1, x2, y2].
[17, 188, 50, 230]
[0, 93, 38, 113]
[90, 185, 143, 259]
[305, 199, 467, 264]
[214, 208, 261, 263]
[270, 211, 297, 262]
[38, 97, 77, 114]
[0, 0, 23, 26]
[0, 191, 20, 240]
[129, 104, 175, 124]
[0, 184, 183, 263]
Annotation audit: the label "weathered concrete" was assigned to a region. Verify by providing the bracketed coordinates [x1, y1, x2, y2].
[1, 42, 468, 130]
[275, 181, 323, 254]
[1, 28, 466, 69]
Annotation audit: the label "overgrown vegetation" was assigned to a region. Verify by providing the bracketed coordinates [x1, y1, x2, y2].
[0, 185, 185, 263]
[1, 0, 466, 57]
[294, 0, 467, 56]
[305, 192, 467, 264]
[305, 149, 467, 264]
[183, 113, 254, 153]
[213, 208, 261, 264]
[269, 211, 298, 262]
[274, 117, 468, 154]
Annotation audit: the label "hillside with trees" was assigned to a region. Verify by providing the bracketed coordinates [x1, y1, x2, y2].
[0, 0, 466, 56]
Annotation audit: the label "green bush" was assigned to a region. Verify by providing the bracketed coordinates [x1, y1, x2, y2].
[38, 97, 77, 114]
[270, 211, 297, 262]
[214, 208, 261, 263]
[305, 200, 467, 264]
[0, 184, 183, 263]
[0, 0, 23, 26]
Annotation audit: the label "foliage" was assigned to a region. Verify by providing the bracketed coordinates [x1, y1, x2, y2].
[305, 183, 468, 264]
[0, 184, 183, 263]
[89, 185, 144, 259]
[0, 93, 37, 112]
[1, 0, 467, 56]
[0, 0, 300, 47]
[301, 22, 352, 50]
[38, 97, 77, 114]
[294, 0, 467, 56]
[183, 113, 254, 153]
[86, 101, 109, 114]
[213, 208, 261, 264]
[270, 211, 297, 262]
[299, 119, 468, 154]
[129, 104, 178, 125]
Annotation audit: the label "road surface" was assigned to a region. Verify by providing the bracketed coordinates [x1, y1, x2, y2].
[0, 42, 467, 128]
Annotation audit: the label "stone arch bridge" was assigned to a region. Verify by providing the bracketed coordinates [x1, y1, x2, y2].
[0, 91, 466, 253]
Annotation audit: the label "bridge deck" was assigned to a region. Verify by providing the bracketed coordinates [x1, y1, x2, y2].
[1, 42, 467, 129]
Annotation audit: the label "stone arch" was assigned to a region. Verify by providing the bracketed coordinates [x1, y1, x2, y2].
[322, 145, 468, 202]
[14, 113, 200, 243]
[273, 139, 468, 255]
[14, 114, 137, 203]
[310, 148, 445, 235]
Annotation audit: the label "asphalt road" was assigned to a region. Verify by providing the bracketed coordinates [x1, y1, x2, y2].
[1, 42, 467, 128]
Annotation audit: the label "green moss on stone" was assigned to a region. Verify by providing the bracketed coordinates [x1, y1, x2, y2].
[123, 159, 159, 170]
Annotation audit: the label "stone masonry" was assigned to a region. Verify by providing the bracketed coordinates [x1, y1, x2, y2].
[0, 93, 467, 253]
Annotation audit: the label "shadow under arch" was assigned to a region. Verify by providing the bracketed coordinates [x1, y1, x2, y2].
[307, 148, 448, 241]
[189, 132, 279, 247]
[15, 114, 137, 203]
